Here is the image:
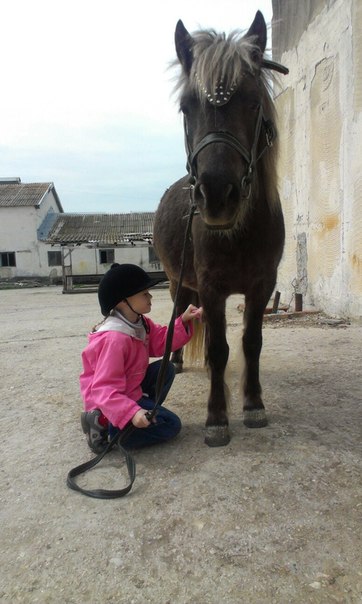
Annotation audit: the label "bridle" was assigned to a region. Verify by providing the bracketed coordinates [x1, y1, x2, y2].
[183, 59, 288, 199]
[184, 104, 276, 199]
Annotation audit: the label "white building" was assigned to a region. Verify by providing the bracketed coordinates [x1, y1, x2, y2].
[0, 178, 162, 286]
[0, 178, 63, 280]
[42, 211, 162, 290]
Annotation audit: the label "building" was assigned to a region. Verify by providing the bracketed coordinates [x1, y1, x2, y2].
[42, 211, 162, 290]
[0, 178, 63, 280]
[0, 178, 162, 286]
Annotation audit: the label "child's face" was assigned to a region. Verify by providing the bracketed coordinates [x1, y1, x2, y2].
[125, 289, 153, 315]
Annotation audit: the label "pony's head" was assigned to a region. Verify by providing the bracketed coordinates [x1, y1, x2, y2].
[174, 11, 287, 230]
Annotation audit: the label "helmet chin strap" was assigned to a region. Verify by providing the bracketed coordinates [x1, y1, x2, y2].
[124, 298, 140, 318]
[124, 298, 150, 334]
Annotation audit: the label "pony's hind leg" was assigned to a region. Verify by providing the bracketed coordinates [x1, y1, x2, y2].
[242, 293, 269, 428]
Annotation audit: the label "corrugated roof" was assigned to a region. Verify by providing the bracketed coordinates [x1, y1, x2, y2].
[43, 212, 156, 245]
[0, 181, 63, 211]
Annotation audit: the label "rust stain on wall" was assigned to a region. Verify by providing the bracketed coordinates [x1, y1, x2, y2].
[351, 253, 361, 269]
[350, 174, 362, 294]
[317, 213, 340, 236]
[350, 253, 362, 295]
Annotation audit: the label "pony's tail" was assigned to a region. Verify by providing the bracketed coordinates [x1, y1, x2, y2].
[184, 319, 205, 365]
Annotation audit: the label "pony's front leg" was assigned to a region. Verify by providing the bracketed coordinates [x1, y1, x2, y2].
[242, 296, 268, 428]
[203, 300, 230, 447]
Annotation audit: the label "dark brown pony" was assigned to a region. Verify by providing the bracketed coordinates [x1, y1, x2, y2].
[153, 11, 288, 447]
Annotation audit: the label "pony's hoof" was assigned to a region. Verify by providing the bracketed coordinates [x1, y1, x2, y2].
[243, 408, 268, 428]
[173, 363, 183, 374]
[204, 425, 230, 447]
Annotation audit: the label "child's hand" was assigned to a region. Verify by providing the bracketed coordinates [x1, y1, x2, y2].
[181, 304, 203, 323]
[132, 408, 151, 428]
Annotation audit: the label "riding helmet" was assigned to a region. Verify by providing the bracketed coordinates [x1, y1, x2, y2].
[98, 263, 164, 316]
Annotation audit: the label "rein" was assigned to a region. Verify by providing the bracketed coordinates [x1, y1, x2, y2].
[66, 203, 197, 499]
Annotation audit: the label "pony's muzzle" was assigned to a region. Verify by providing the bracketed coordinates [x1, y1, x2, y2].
[193, 180, 241, 229]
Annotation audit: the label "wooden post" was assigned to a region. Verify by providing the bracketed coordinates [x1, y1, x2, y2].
[271, 291, 281, 313]
[295, 293, 303, 312]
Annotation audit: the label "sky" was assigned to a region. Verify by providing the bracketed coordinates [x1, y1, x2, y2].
[0, 0, 273, 214]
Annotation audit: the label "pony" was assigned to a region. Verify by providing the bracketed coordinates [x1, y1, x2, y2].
[153, 11, 288, 447]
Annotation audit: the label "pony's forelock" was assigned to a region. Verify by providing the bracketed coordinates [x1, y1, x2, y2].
[172, 28, 275, 105]
[169, 25, 280, 213]
[191, 30, 257, 98]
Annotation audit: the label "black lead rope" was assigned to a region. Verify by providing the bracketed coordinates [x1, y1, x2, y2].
[66, 202, 197, 498]
[66, 424, 137, 499]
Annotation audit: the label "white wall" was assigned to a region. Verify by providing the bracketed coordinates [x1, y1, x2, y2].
[62, 244, 160, 277]
[0, 190, 60, 279]
[273, 0, 362, 319]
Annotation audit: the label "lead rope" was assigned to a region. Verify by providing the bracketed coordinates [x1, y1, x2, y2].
[66, 200, 197, 499]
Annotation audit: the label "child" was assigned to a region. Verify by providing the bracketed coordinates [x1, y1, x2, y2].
[80, 263, 202, 452]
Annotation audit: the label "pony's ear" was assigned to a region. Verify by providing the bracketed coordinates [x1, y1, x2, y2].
[175, 20, 194, 74]
[245, 10, 267, 54]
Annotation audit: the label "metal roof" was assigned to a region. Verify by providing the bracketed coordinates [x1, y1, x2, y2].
[0, 180, 63, 211]
[43, 212, 156, 245]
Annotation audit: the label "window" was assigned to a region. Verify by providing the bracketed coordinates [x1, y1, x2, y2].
[99, 249, 115, 264]
[47, 251, 62, 266]
[0, 252, 16, 267]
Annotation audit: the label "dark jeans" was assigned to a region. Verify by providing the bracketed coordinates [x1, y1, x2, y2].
[109, 360, 181, 449]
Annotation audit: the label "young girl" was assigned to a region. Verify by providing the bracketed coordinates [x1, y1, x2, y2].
[80, 263, 202, 452]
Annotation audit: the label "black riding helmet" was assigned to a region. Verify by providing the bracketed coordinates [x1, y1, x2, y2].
[98, 263, 164, 316]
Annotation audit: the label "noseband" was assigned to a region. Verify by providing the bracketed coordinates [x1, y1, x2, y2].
[184, 103, 275, 199]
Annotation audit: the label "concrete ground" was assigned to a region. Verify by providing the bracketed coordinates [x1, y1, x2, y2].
[0, 286, 361, 603]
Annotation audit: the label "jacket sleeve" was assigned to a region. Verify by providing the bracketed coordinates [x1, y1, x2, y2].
[85, 336, 141, 429]
[147, 316, 194, 358]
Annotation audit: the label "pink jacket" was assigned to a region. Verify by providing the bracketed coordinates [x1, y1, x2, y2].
[80, 315, 192, 429]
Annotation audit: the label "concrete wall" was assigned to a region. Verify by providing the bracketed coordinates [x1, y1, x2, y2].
[272, 0, 362, 319]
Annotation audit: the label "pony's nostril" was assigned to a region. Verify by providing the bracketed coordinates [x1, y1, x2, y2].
[225, 183, 233, 202]
[193, 183, 207, 208]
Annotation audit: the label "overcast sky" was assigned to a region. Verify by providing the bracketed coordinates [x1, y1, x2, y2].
[0, 0, 272, 213]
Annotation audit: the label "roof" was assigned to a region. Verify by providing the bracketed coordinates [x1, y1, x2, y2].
[42, 212, 156, 245]
[0, 180, 63, 212]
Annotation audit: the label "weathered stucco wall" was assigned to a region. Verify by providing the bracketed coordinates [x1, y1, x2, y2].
[272, 0, 362, 319]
